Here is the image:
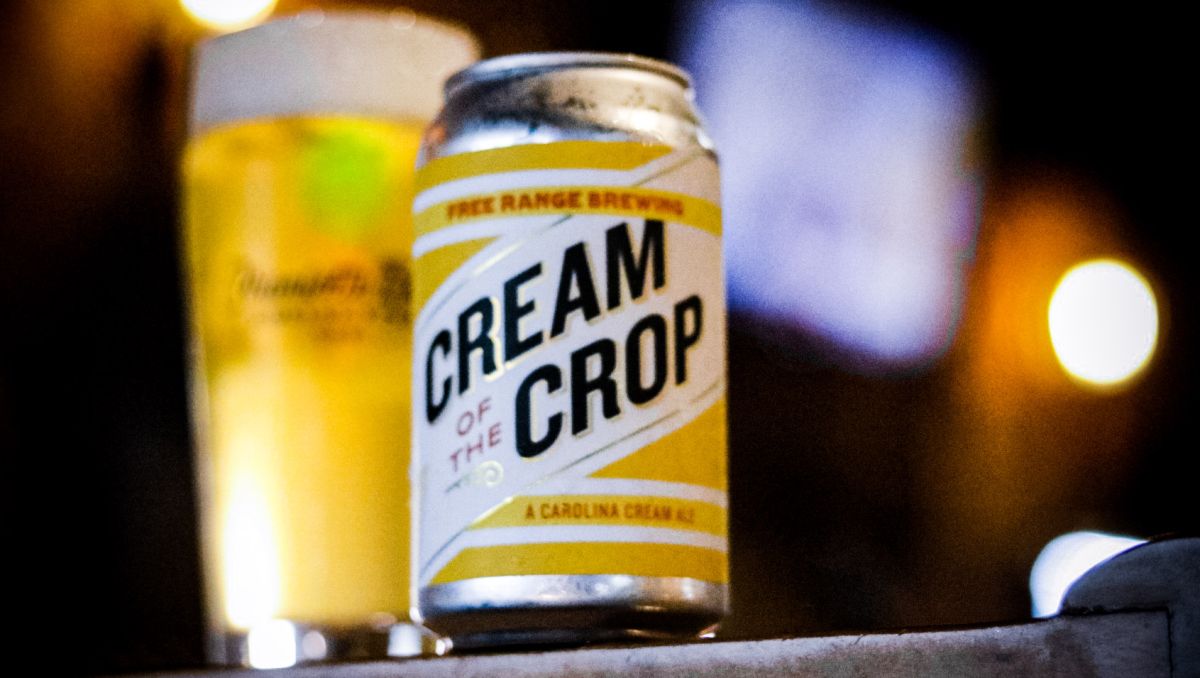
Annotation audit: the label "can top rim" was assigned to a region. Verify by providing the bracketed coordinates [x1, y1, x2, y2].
[445, 52, 691, 98]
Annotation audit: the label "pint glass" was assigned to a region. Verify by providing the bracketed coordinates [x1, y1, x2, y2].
[182, 12, 476, 666]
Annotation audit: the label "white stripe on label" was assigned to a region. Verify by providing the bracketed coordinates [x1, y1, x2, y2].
[414, 217, 548, 258]
[463, 525, 727, 550]
[421, 525, 727, 585]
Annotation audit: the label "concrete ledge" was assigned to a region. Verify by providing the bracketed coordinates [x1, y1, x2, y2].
[149, 537, 1195, 678]
[149, 611, 1166, 677]
[1063, 534, 1198, 676]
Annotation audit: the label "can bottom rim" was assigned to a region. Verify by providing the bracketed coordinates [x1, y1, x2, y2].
[420, 575, 727, 650]
[443, 623, 722, 652]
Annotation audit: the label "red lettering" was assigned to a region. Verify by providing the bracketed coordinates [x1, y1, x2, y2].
[464, 434, 484, 462]
[456, 410, 474, 436]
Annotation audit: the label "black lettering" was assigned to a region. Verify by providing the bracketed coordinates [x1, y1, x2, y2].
[503, 263, 543, 361]
[606, 219, 665, 310]
[425, 329, 452, 423]
[625, 314, 668, 405]
[516, 365, 563, 457]
[457, 298, 497, 394]
[673, 295, 703, 385]
[550, 243, 601, 337]
[570, 338, 619, 435]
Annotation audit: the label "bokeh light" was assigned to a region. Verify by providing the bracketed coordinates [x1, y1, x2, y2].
[1049, 259, 1158, 388]
[181, 0, 277, 32]
[246, 620, 298, 669]
[1029, 531, 1144, 617]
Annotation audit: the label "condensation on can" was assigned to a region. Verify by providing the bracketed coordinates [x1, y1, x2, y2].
[412, 52, 727, 650]
[428, 53, 713, 158]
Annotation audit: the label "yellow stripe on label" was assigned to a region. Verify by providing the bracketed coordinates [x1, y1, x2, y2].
[430, 542, 727, 585]
[414, 185, 721, 238]
[470, 495, 726, 536]
[413, 238, 494, 313]
[415, 141, 674, 193]
[591, 398, 727, 491]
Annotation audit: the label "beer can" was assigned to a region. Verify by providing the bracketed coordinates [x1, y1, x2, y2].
[182, 12, 476, 665]
[412, 53, 728, 649]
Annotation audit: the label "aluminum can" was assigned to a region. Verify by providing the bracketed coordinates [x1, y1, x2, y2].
[412, 52, 728, 649]
[183, 12, 476, 666]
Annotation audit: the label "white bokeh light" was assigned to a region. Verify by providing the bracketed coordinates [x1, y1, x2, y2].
[246, 620, 298, 669]
[1029, 531, 1144, 617]
[1049, 259, 1158, 388]
[181, 0, 277, 32]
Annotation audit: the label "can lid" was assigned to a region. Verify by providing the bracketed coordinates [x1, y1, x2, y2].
[445, 52, 692, 99]
[189, 10, 478, 135]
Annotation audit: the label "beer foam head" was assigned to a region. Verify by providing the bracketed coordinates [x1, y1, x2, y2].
[190, 10, 478, 135]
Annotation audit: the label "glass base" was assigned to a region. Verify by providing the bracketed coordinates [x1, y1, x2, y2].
[209, 621, 431, 668]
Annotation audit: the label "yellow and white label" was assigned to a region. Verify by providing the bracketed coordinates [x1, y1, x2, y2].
[413, 141, 727, 588]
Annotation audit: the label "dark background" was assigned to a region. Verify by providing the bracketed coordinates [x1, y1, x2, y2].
[1, 1, 1194, 674]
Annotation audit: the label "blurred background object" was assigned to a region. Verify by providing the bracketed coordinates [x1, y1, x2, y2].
[680, 0, 978, 368]
[0, 0, 1193, 674]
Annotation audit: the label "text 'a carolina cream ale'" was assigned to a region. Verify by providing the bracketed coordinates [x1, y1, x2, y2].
[412, 53, 729, 650]
[182, 11, 475, 666]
